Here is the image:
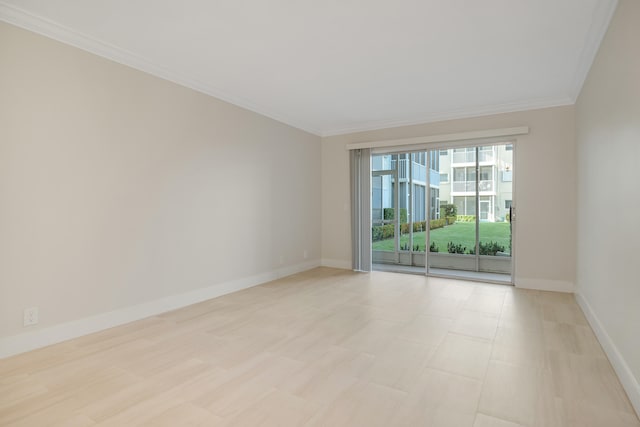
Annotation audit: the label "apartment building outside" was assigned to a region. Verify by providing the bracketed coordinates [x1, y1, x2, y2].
[371, 152, 440, 224]
[436, 145, 513, 222]
[372, 145, 512, 225]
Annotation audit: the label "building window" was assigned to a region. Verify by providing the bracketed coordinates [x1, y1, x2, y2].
[440, 173, 449, 182]
[505, 200, 512, 209]
[429, 152, 439, 171]
[505, 144, 513, 151]
[439, 149, 448, 155]
[430, 188, 440, 219]
[414, 152, 426, 166]
[454, 196, 476, 216]
[480, 166, 492, 181]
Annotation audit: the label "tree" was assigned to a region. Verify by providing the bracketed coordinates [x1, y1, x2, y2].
[441, 203, 457, 217]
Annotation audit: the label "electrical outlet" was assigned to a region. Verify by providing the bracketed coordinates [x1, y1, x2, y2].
[23, 307, 38, 327]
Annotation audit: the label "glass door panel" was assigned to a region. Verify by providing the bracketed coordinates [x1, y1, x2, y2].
[371, 169, 397, 257]
[428, 144, 513, 281]
[478, 144, 512, 275]
[372, 151, 430, 268]
[428, 148, 476, 271]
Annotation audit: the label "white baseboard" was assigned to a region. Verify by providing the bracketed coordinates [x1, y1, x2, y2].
[0, 260, 320, 359]
[320, 258, 352, 270]
[575, 292, 640, 418]
[515, 277, 574, 293]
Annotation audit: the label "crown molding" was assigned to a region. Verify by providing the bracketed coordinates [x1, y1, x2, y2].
[321, 96, 574, 137]
[0, 2, 323, 136]
[569, 0, 619, 101]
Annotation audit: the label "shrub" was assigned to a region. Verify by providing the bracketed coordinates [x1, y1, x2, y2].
[413, 221, 426, 232]
[457, 215, 476, 222]
[452, 241, 506, 255]
[479, 241, 505, 256]
[372, 226, 383, 241]
[372, 224, 396, 241]
[382, 224, 394, 239]
[398, 242, 426, 252]
[429, 218, 446, 230]
[400, 223, 409, 234]
[446, 216, 456, 225]
[400, 221, 429, 234]
[447, 242, 466, 254]
[383, 208, 394, 221]
[429, 242, 439, 252]
[372, 220, 430, 242]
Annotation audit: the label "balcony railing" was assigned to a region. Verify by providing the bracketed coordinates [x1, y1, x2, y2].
[452, 151, 475, 163]
[452, 180, 494, 193]
[452, 148, 496, 164]
[396, 159, 427, 183]
[379, 158, 436, 185]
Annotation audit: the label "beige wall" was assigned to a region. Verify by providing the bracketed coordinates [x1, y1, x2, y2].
[0, 22, 321, 339]
[576, 0, 640, 404]
[322, 106, 577, 290]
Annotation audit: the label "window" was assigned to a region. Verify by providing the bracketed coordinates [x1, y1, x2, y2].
[466, 167, 476, 181]
[505, 144, 513, 151]
[439, 149, 448, 155]
[479, 166, 492, 181]
[440, 173, 449, 182]
[430, 188, 440, 219]
[505, 200, 512, 209]
[429, 152, 439, 171]
[414, 152, 426, 166]
[453, 196, 476, 215]
[372, 154, 396, 172]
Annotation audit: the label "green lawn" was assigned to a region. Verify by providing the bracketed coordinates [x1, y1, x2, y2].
[372, 222, 511, 253]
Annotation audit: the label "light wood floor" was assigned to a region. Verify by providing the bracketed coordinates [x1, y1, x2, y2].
[1, 268, 638, 426]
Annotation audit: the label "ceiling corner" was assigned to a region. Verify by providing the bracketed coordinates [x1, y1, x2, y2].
[568, 0, 619, 101]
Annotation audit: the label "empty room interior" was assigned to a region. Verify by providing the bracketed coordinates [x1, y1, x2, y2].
[1, 0, 639, 426]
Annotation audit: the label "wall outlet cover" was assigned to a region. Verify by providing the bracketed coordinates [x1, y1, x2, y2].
[23, 307, 39, 326]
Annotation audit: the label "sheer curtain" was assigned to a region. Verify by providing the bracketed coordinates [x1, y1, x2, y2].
[350, 148, 371, 271]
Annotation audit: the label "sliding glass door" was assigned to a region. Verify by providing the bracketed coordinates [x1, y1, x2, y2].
[371, 143, 514, 282]
[428, 144, 513, 280]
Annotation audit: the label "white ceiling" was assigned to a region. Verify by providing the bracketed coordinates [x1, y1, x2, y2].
[0, 0, 618, 136]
